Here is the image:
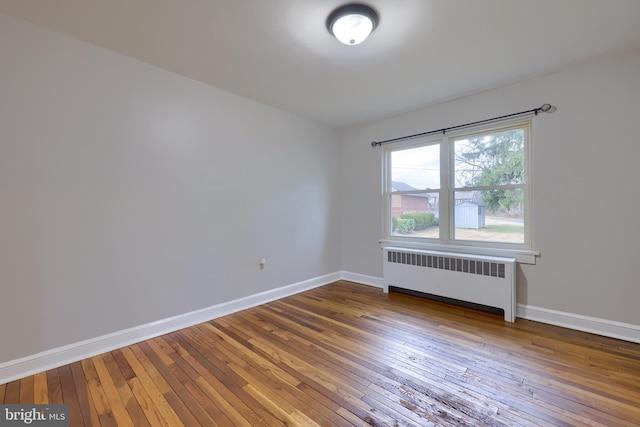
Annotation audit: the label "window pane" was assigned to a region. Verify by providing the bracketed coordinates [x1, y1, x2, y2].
[391, 144, 439, 191]
[391, 192, 439, 238]
[453, 189, 524, 244]
[454, 128, 525, 188]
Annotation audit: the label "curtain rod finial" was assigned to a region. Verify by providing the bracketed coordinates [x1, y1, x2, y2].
[371, 141, 378, 147]
[540, 103, 556, 113]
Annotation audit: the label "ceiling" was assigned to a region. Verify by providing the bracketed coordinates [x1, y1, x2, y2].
[2, 0, 640, 128]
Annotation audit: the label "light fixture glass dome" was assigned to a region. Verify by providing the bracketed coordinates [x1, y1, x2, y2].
[327, 4, 378, 46]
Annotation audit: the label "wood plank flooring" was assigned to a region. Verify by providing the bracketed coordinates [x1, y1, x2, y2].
[2, 281, 640, 426]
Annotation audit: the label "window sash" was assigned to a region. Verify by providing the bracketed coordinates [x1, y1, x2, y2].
[384, 120, 531, 250]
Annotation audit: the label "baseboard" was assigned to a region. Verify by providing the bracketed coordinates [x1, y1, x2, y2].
[517, 304, 640, 344]
[340, 272, 640, 344]
[0, 272, 341, 385]
[339, 271, 385, 288]
[281, 272, 640, 345]
[4, 272, 639, 384]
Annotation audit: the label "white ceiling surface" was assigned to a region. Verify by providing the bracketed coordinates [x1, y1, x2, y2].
[2, 1, 640, 128]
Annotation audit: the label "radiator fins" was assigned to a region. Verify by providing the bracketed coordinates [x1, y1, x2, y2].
[386, 250, 506, 279]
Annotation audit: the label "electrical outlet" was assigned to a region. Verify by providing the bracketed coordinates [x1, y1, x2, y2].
[258, 256, 267, 269]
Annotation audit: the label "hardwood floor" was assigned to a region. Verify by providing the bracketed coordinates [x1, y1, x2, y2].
[2, 281, 640, 426]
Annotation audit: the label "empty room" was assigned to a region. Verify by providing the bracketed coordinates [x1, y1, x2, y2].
[1, 1, 640, 426]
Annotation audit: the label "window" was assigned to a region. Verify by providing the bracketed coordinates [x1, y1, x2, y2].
[384, 121, 531, 250]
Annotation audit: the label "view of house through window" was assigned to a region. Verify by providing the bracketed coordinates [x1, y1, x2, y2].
[385, 122, 530, 248]
[390, 144, 440, 239]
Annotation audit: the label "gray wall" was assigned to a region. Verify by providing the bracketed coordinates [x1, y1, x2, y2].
[339, 46, 640, 326]
[3, 11, 640, 366]
[0, 14, 341, 363]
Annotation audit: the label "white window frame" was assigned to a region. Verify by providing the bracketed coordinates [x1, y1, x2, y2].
[381, 118, 538, 264]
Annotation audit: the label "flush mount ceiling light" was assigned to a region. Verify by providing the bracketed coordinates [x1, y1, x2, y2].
[327, 3, 379, 45]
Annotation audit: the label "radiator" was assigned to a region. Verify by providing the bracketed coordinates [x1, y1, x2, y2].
[383, 247, 516, 322]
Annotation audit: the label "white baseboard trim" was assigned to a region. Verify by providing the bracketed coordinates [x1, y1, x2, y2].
[339, 271, 385, 289]
[517, 304, 640, 344]
[0, 272, 341, 385]
[4, 272, 639, 385]
[339, 273, 640, 344]
[341, 271, 640, 344]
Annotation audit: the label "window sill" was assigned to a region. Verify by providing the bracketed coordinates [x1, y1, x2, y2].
[379, 239, 539, 264]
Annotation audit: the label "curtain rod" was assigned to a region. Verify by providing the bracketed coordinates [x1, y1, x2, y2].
[370, 103, 555, 147]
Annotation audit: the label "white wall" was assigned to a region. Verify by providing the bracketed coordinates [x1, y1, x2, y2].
[0, 14, 341, 364]
[339, 46, 640, 327]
